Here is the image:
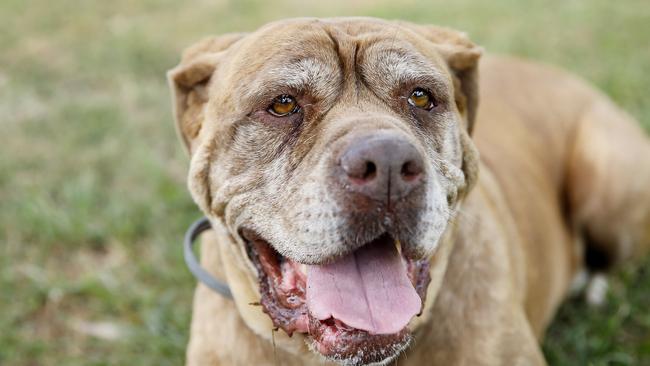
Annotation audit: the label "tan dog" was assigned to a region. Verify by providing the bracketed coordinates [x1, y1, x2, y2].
[168, 17, 650, 366]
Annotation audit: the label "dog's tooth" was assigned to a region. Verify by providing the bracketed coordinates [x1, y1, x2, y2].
[395, 239, 402, 255]
[300, 264, 307, 274]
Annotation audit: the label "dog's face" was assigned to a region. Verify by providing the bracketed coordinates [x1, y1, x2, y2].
[169, 18, 480, 366]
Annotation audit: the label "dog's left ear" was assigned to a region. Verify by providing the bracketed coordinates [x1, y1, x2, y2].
[167, 33, 245, 153]
[400, 23, 482, 194]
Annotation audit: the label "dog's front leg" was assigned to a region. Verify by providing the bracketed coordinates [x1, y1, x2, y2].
[405, 301, 546, 366]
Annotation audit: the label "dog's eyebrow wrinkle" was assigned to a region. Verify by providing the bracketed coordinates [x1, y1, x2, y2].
[360, 45, 449, 91]
[353, 42, 361, 102]
[380, 50, 446, 86]
[264, 58, 335, 92]
[353, 42, 386, 104]
[324, 26, 344, 71]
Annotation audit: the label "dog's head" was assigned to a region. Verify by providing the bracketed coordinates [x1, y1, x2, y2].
[169, 17, 480, 366]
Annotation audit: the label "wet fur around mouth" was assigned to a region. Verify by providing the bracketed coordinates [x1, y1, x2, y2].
[307, 331, 413, 366]
[241, 229, 431, 364]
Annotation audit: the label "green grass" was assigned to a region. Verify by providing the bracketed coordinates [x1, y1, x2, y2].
[1, 0, 648, 365]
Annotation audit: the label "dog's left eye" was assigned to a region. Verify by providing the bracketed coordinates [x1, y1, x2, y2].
[408, 88, 435, 110]
[268, 94, 300, 117]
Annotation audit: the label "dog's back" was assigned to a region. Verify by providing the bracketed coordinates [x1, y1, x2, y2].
[474, 55, 650, 336]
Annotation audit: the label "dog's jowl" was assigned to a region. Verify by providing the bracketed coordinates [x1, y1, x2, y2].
[168, 17, 650, 366]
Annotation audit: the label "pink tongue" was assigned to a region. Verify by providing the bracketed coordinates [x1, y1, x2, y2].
[306, 237, 421, 335]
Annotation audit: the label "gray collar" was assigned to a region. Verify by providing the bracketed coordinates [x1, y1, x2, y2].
[183, 217, 233, 299]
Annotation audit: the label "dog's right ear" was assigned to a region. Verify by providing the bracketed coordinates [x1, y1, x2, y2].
[167, 34, 245, 153]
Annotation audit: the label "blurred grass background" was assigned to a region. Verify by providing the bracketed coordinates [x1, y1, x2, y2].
[1, 0, 648, 365]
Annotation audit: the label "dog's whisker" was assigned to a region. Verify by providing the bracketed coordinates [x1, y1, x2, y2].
[271, 328, 280, 366]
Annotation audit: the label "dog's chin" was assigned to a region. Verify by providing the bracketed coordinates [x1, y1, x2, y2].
[239, 228, 432, 366]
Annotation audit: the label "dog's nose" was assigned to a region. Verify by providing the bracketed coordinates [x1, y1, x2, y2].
[339, 132, 424, 204]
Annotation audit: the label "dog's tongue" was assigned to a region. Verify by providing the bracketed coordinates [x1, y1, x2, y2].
[306, 236, 421, 335]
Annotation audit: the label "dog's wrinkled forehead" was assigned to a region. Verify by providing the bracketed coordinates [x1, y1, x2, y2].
[218, 18, 453, 106]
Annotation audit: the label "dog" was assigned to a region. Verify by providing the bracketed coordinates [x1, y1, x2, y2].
[167, 17, 650, 365]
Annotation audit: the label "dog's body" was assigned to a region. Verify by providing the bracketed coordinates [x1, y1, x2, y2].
[169, 18, 650, 366]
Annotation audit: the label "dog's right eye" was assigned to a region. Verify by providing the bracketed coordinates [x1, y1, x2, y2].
[268, 95, 300, 117]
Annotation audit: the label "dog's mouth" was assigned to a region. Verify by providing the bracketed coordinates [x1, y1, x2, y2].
[240, 229, 431, 365]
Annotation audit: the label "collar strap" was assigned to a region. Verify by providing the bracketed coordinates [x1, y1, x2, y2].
[183, 217, 233, 299]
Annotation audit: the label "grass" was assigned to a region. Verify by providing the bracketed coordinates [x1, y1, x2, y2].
[0, 0, 648, 365]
